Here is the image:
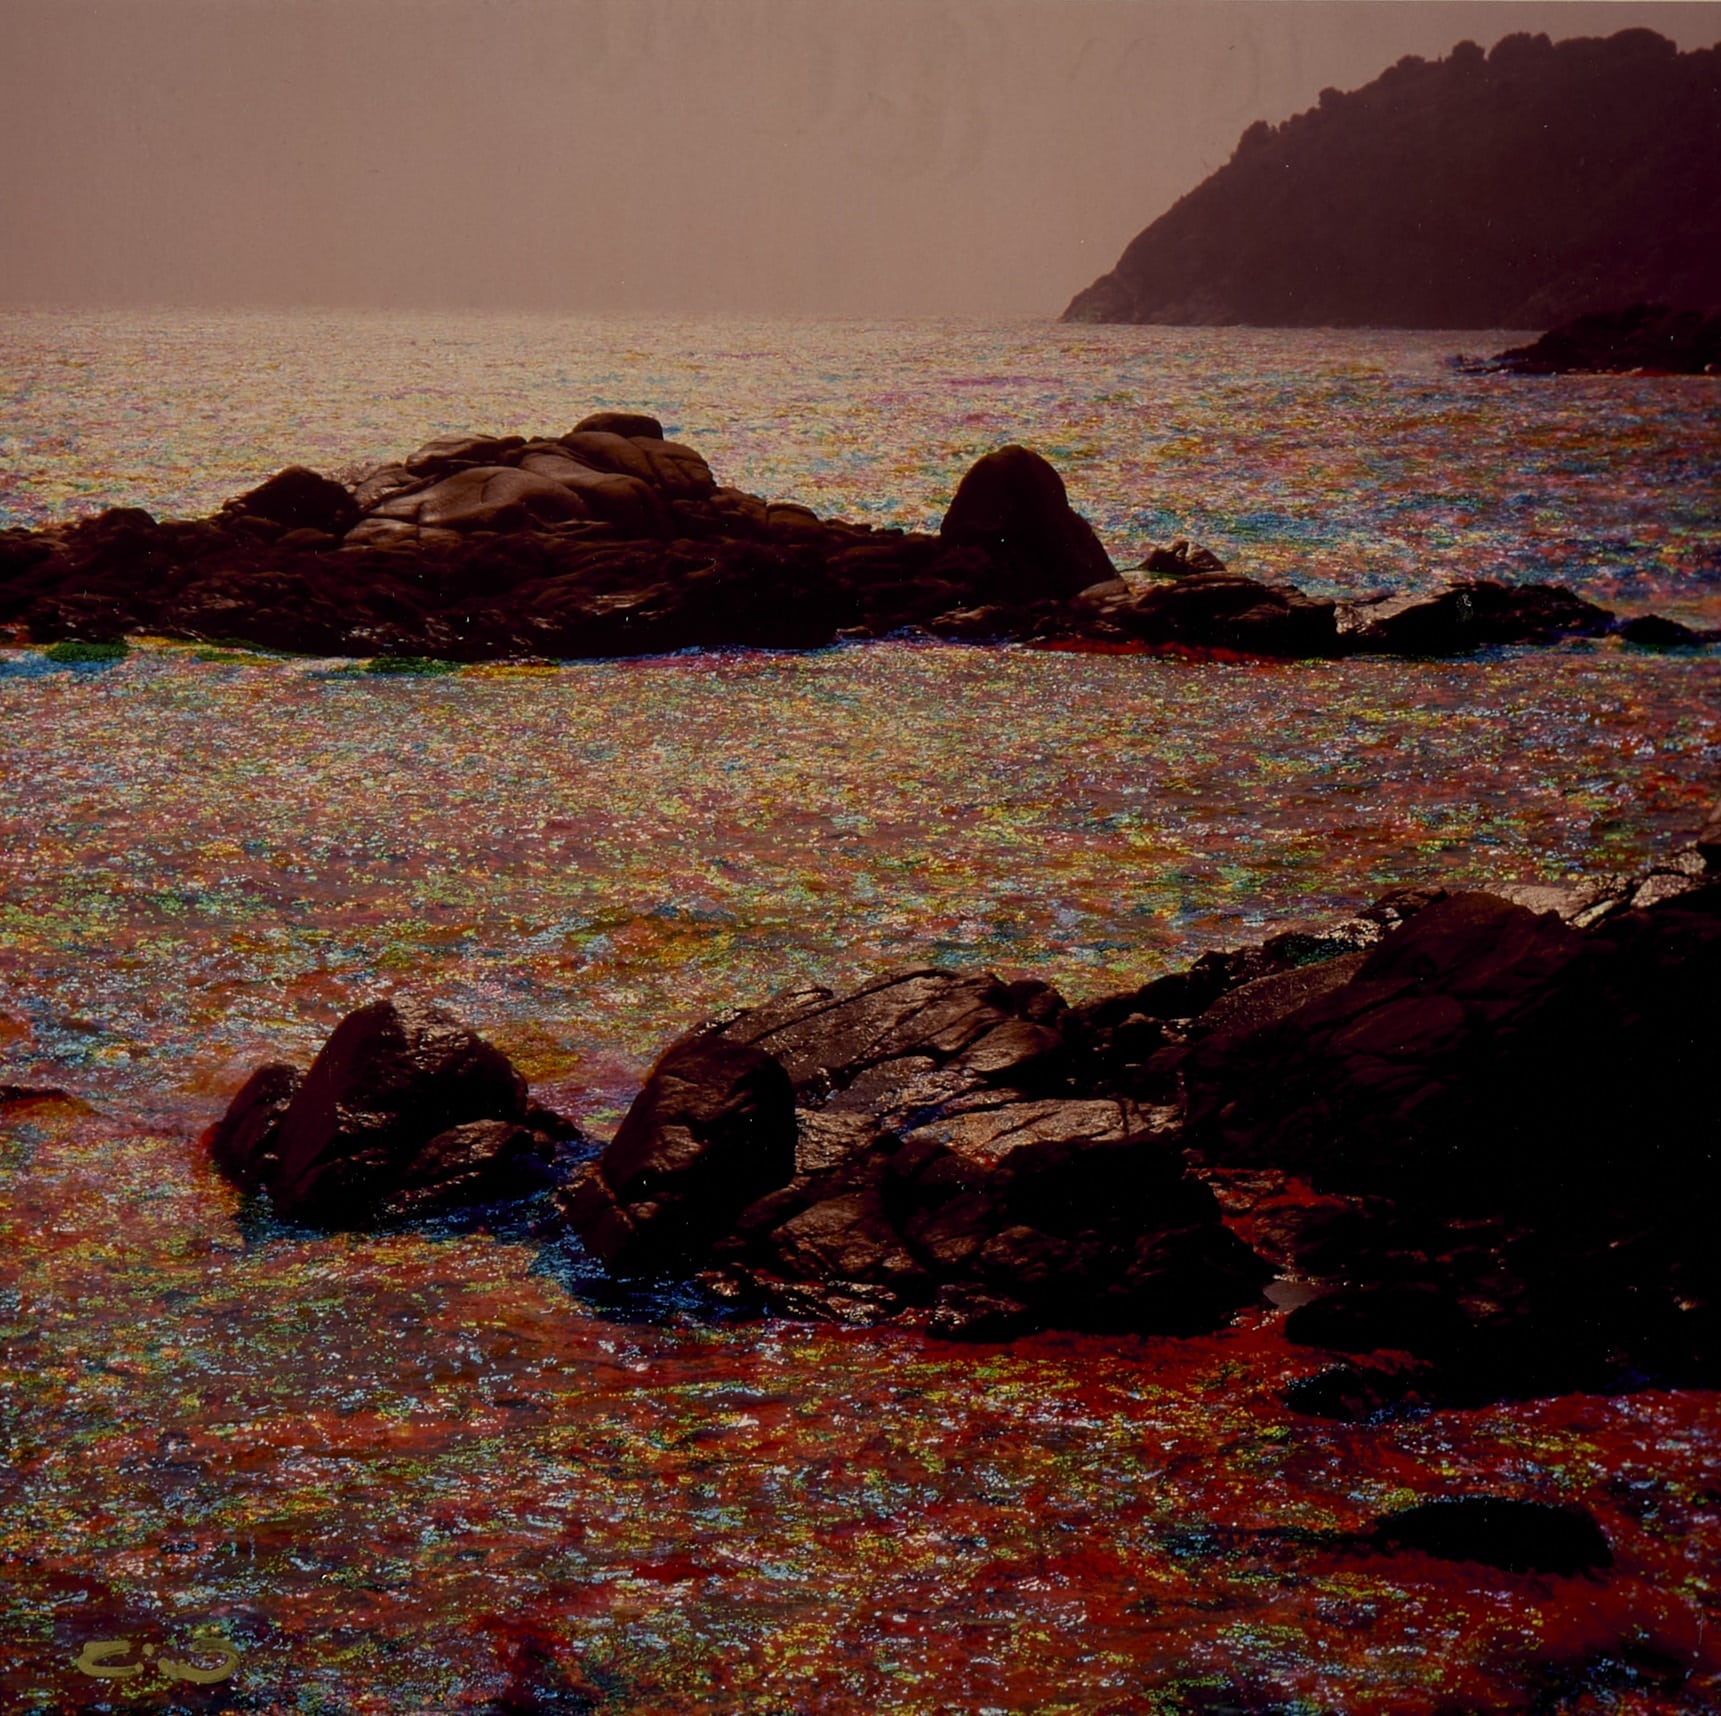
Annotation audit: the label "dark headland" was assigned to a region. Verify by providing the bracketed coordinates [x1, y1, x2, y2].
[1, 417, 1709, 662]
[1063, 29, 1721, 328]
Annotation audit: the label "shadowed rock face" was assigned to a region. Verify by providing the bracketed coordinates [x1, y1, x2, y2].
[1187, 873, 1721, 1408]
[560, 1034, 798, 1274]
[205, 996, 578, 1226]
[938, 444, 1116, 602]
[1064, 30, 1721, 328]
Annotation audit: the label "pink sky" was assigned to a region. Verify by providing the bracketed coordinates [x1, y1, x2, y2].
[3, 0, 1717, 317]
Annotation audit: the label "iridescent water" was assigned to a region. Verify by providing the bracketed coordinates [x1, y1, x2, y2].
[1, 314, 1718, 1713]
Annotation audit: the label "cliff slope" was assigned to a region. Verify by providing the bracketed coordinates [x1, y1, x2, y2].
[1063, 29, 1721, 329]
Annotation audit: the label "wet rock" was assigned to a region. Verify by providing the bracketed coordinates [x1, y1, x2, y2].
[203, 1062, 302, 1195]
[559, 1032, 798, 1273]
[1138, 539, 1227, 577]
[1187, 880, 1721, 1401]
[567, 966, 1270, 1336]
[1186, 887, 1721, 1211]
[1, 426, 1685, 667]
[209, 996, 572, 1226]
[1369, 1498, 1613, 1575]
[378, 1119, 560, 1221]
[1284, 1361, 1428, 1421]
[938, 444, 1116, 601]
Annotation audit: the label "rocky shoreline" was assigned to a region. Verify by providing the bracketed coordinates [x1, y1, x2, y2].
[3, 415, 1712, 661]
[1480, 303, 1721, 376]
[205, 806, 1721, 1421]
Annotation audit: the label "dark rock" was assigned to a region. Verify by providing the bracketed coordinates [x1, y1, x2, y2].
[1138, 539, 1227, 577]
[213, 995, 567, 1226]
[1617, 612, 1711, 648]
[567, 965, 1270, 1336]
[926, 1284, 1035, 1341]
[1491, 303, 1721, 376]
[560, 1032, 798, 1273]
[228, 467, 359, 537]
[1285, 1282, 1478, 1359]
[203, 1061, 302, 1194]
[1284, 1362, 1427, 1421]
[938, 444, 1116, 602]
[1189, 951, 1367, 1040]
[1186, 880, 1721, 1400]
[0, 1083, 76, 1108]
[1076, 569, 1339, 658]
[1338, 580, 1615, 653]
[1368, 1498, 1613, 1575]
[379, 1119, 559, 1220]
[2, 426, 1693, 668]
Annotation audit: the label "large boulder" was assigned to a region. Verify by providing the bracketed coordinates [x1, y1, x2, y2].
[1184, 883, 1721, 1403]
[206, 996, 574, 1225]
[559, 1032, 798, 1272]
[563, 967, 1270, 1336]
[939, 445, 1116, 602]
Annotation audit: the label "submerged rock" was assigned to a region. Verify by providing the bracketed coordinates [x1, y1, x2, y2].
[205, 996, 579, 1226]
[1368, 1499, 1613, 1576]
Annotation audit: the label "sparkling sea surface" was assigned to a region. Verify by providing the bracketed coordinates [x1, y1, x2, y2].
[2, 312, 1719, 1713]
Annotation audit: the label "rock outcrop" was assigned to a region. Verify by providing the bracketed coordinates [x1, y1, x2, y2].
[1, 425, 1705, 663]
[1064, 30, 1721, 328]
[1486, 303, 1721, 375]
[1187, 849, 1721, 1411]
[561, 970, 1271, 1338]
[206, 996, 579, 1226]
[561, 812, 1721, 1390]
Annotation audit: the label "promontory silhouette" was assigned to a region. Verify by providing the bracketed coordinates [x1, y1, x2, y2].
[1063, 29, 1721, 329]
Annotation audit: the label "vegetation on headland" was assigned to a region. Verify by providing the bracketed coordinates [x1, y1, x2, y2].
[1065, 30, 1720, 327]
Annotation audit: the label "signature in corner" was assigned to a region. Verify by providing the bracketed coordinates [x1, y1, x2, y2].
[71, 1628, 240, 1685]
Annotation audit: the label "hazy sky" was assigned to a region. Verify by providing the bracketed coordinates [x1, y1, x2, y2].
[2, 0, 1717, 317]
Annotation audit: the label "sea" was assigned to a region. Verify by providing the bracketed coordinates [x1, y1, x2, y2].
[1, 309, 1719, 1713]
